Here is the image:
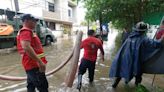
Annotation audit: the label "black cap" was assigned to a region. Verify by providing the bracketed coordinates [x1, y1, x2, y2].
[87, 29, 95, 36]
[21, 14, 38, 22]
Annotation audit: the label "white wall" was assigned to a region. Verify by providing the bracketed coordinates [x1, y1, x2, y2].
[46, 0, 54, 3]
[72, 7, 77, 23]
[55, 0, 60, 12]
[56, 23, 62, 30]
[59, 0, 69, 21]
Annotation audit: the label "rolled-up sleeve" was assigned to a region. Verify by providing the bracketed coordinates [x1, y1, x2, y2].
[19, 30, 32, 42]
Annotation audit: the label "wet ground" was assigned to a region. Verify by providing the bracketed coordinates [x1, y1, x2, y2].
[0, 31, 163, 92]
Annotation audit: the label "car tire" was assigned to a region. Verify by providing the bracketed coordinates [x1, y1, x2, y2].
[45, 37, 52, 45]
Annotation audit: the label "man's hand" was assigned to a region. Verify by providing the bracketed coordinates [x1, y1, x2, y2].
[38, 61, 46, 73]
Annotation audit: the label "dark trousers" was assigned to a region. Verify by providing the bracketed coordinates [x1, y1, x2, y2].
[78, 58, 96, 82]
[26, 68, 49, 92]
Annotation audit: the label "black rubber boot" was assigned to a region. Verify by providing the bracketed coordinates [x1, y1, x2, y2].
[112, 77, 121, 88]
[135, 76, 142, 86]
[77, 75, 82, 91]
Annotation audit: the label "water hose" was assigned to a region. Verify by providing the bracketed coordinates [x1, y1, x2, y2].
[0, 49, 73, 81]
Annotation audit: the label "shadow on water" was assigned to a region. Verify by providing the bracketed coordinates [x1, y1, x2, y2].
[0, 32, 163, 92]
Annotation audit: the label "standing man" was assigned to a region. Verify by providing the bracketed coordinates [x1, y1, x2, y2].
[77, 29, 105, 90]
[17, 14, 48, 92]
[109, 22, 164, 88]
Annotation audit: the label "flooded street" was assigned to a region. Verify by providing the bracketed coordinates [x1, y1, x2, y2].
[0, 32, 164, 92]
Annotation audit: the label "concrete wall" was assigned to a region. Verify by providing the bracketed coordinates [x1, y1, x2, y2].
[42, 10, 61, 20]
[72, 6, 77, 23]
[59, 0, 69, 22]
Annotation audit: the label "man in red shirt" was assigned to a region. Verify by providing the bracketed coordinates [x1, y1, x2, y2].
[156, 21, 164, 39]
[77, 29, 104, 90]
[17, 14, 48, 92]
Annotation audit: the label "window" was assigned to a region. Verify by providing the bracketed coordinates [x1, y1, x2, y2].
[46, 22, 56, 30]
[49, 22, 56, 30]
[48, 2, 55, 12]
[68, 9, 72, 17]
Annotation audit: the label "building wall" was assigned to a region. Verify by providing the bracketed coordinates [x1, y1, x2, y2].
[42, 10, 61, 21]
[56, 23, 62, 30]
[58, 0, 69, 22]
[0, 0, 77, 32]
[72, 6, 77, 23]
[68, 0, 77, 23]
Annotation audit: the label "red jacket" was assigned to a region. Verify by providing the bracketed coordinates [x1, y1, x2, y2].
[81, 36, 104, 62]
[156, 26, 164, 39]
[17, 27, 47, 70]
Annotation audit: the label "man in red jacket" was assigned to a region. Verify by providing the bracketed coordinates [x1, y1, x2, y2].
[77, 29, 104, 90]
[156, 21, 164, 39]
[17, 14, 48, 92]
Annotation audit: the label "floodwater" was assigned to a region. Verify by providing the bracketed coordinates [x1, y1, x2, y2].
[0, 31, 163, 92]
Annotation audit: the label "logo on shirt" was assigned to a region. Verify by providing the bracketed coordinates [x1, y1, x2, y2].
[90, 42, 96, 49]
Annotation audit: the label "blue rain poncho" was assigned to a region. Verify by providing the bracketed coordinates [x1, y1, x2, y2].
[109, 31, 162, 82]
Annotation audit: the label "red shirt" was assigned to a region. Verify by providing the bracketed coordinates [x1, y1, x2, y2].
[156, 26, 164, 39]
[17, 27, 47, 70]
[81, 36, 104, 62]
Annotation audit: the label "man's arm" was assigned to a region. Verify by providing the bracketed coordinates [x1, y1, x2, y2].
[99, 43, 105, 61]
[156, 31, 163, 40]
[21, 40, 46, 72]
[144, 36, 164, 48]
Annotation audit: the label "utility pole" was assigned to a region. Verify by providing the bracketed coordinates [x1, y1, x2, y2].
[14, 0, 19, 31]
[14, 0, 19, 12]
[10, 0, 13, 10]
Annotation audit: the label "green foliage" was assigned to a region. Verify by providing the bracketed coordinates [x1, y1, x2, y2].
[71, 0, 80, 4]
[135, 84, 149, 92]
[71, 0, 77, 2]
[82, 0, 164, 31]
[80, 21, 87, 26]
[63, 28, 68, 34]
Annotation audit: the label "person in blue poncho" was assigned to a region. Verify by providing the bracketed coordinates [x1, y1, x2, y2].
[109, 22, 164, 88]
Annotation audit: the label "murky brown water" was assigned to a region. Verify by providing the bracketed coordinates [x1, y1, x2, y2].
[0, 32, 163, 92]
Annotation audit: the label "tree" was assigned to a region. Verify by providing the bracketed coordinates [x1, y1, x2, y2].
[71, 0, 80, 4]
[82, 0, 109, 31]
[82, 0, 164, 31]
[80, 21, 88, 26]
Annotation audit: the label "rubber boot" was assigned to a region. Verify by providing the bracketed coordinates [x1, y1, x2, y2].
[135, 76, 142, 86]
[112, 77, 121, 88]
[77, 74, 82, 91]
